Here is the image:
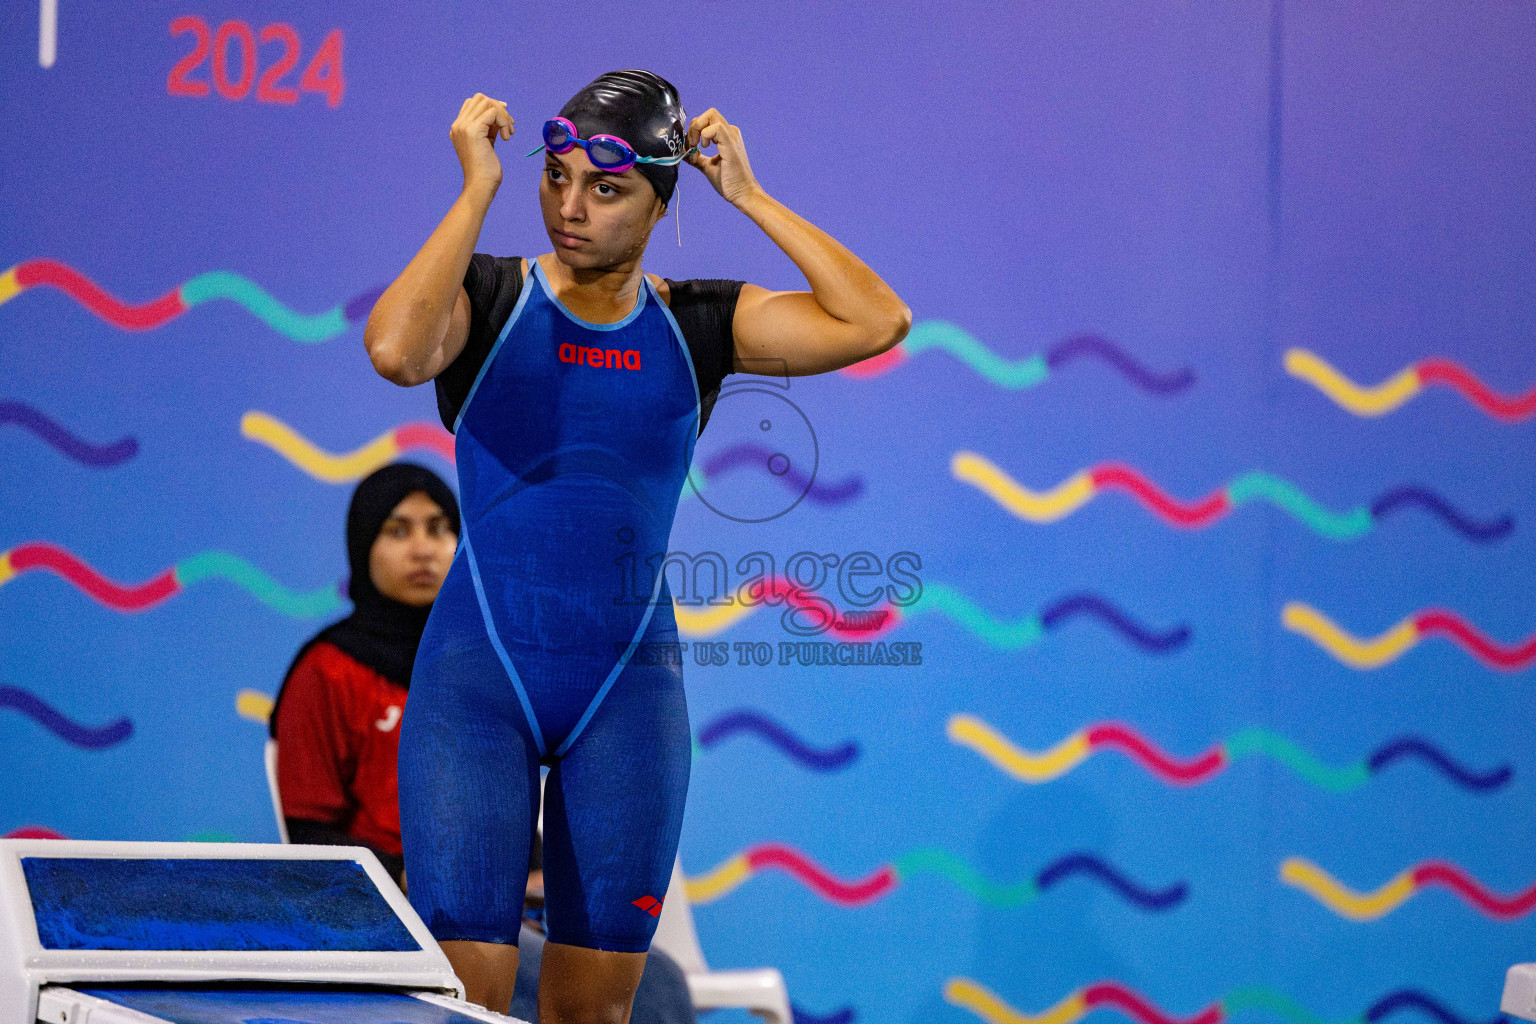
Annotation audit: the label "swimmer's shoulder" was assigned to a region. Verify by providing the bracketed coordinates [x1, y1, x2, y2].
[645, 272, 672, 306]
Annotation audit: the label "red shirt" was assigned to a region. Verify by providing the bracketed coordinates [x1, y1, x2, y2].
[273, 641, 408, 857]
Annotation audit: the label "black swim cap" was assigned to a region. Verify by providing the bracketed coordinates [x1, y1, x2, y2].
[558, 69, 687, 206]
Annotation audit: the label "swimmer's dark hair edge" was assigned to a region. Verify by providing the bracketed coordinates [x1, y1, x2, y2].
[557, 69, 688, 206]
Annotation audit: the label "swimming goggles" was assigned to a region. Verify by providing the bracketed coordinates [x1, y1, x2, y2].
[526, 116, 695, 174]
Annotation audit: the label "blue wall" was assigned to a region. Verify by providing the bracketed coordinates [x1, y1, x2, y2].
[3, 3, 1535, 1023]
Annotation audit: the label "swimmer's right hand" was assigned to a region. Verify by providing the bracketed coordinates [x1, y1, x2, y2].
[450, 93, 513, 196]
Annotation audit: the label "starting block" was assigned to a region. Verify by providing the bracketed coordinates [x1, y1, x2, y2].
[0, 839, 526, 1024]
[1505, 964, 1536, 1022]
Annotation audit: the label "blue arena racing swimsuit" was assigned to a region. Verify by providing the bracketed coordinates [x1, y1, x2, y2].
[400, 258, 700, 952]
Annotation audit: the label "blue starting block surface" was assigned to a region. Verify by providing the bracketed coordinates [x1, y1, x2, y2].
[73, 989, 488, 1024]
[23, 858, 420, 952]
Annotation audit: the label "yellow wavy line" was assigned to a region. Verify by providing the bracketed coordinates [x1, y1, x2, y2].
[0, 551, 14, 586]
[951, 451, 1095, 523]
[1284, 349, 1422, 417]
[944, 978, 1088, 1024]
[1280, 857, 1417, 921]
[241, 411, 401, 484]
[672, 596, 755, 636]
[0, 267, 20, 306]
[685, 853, 752, 904]
[947, 714, 1091, 782]
[236, 689, 274, 724]
[1281, 602, 1419, 669]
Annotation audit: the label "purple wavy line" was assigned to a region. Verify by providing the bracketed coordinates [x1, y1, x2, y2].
[343, 284, 387, 323]
[793, 1006, 856, 1024]
[1367, 737, 1511, 791]
[697, 710, 859, 771]
[1369, 486, 1513, 542]
[0, 685, 133, 750]
[1365, 990, 1501, 1024]
[1039, 593, 1191, 652]
[701, 443, 864, 504]
[1044, 335, 1196, 395]
[1034, 852, 1188, 910]
[0, 401, 137, 467]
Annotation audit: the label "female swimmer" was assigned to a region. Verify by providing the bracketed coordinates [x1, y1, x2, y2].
[364, 70, 909, 1022]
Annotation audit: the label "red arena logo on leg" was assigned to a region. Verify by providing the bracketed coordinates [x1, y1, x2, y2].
[560, 343, 641, 370]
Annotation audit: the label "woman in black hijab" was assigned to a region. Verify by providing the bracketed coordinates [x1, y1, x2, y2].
[269, 462, 459, 884]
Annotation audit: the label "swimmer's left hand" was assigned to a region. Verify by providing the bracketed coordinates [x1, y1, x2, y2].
[685, 109, 762, 206]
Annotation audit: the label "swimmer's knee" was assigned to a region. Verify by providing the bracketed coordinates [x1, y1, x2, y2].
[538, 941, 647, 1024]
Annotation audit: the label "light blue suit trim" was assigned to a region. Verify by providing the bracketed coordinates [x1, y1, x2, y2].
[552, 548, 669, 758]
[454, 260, 537, 434]
[648, 277, 703, 439]
[462, 531, 547, 757]
[532, 258, 649, 332]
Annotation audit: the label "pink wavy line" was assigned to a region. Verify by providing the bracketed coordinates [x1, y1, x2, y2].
[745, 843, 898, 905]
[1416, 360, 1536, 423]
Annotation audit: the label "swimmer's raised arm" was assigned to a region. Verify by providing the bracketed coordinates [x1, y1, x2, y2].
[365, 94, 513, 387]
[685, 108, 912, 377]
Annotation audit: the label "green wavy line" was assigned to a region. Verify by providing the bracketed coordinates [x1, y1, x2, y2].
[181, 271, 348, 343]
[173, 551, 345, 618]
[1221, 987, 1361, 1024]
[893, 847, 1039, 906]
[1227, 473, 1374, 540]
[1223, 728, 1370, 792]
[905, 583, 1045, 650]
[901, 321, 1050, 389]
[677, 464, 708, 505]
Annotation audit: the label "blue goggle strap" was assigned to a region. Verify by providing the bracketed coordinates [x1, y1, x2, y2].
[524, 143, 700, 165]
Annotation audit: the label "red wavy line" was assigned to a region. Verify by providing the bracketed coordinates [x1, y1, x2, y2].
[744, 843, 897, 905]
[1089, 464, 1233, 527]
[839, 345, 906, 379]
[1416, 360, 1536, 423]
[1084, 983, 1226, 1024]
[1411, 861, 1536, 919]
[748, 576, 903, 641]
[1412, 610, 1536, 671]
[14, 259, 186, 330]
[7, 542, 180, 611]
[1085, 724, 1228, 784]
[4, 826, 67, 839]
[394, 422, 456, 462]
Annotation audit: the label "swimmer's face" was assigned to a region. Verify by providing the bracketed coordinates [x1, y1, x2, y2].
[540, 146, 666, 270]
[368, 491, 457, 607]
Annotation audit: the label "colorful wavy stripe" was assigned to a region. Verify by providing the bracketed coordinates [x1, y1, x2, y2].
[947, 715, 1510, 791]
[3, 826, 67, 839]
[3, 826, 246, 843]
[684, 442, 863, 505]
[841, 323, 1195, 395]
[952, 454, 1511, 542]
[0, 401, 137, 467]
[1283, 601, 1536, 671]
[241, 412, 455, 483]
[685, 844, 1185, 910]
[1285, 349, 1536, 421]
[673, 576, 1188, 653]
[0, 259, 383, 342]
[942, 978, 1498, 1024]
[0, 542, 343, 617]
[0, 685, 132, 749]
[237, 689, 275, 724]
[1281, 857, 1536, 921]
[697, 710, 858, 771]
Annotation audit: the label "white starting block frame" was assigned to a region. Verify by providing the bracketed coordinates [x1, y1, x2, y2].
[0, 839, 523, 1024]
[1504, 964, 1536, 1022]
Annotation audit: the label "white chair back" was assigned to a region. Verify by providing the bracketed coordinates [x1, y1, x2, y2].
[264, 738, 289, 843]
[651, 855, 709, 975]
